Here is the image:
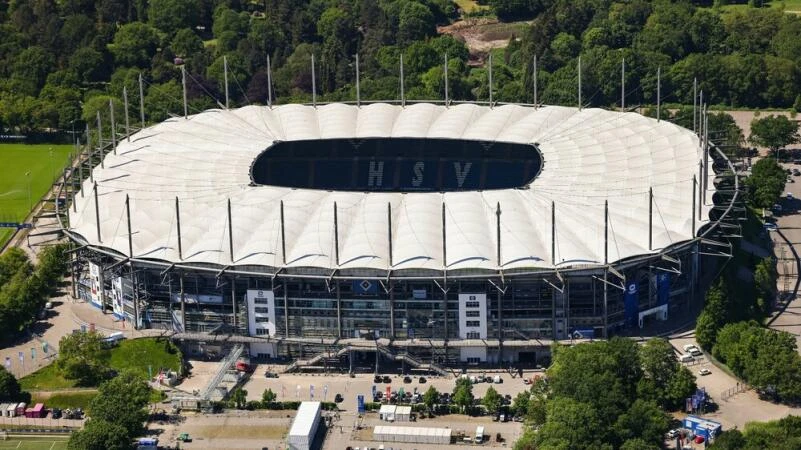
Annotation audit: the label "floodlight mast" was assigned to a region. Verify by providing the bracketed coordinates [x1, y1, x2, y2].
[621, 57, 625, 109]
[267, 55, 273, 108]
[400, 54, 406, 107]
[355, 53, 360, 107]
[96, 111, 104, 169]
[693, 78, 697, 133]
[138, 73, 145, 129]
[123, 86, 130, 141]
[109, 99, 116, 154]
[533, 55, 538, 107]
[656, 66, 661, 122]
[311, 54, 317, 108]
[181, 65, 188, 119]
[488, 52, 493, 107]
[444, 53, 449, 107]
[224, 55, 230, 109]
[577, 56, 582, 110]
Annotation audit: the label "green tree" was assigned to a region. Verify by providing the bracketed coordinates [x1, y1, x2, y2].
[110, 22, 162, 68]
[148, 0, 199, 36]
[708, 429, 746, 449]
[511, 390, 530, 418]
[67, 419, 131, 450]
[56, 331, 110, 386]
[452, 377, 474, 413]
[171, 28, 204, 58]
[398, 1, 435, 45]
[619, 438, 660, 450]
[482, 386, 503, 415]
[90, 371, 151, 436]
[750, 115, 801, 155]
[536, 397, 606, 450]
[744, 157, 787, 208]
[231, 387, 248, 409]
[262, 388, 276, 404]
[422, 385, 439, 412]
[0, 367, 27, 403]
[613, 399, 670, 446]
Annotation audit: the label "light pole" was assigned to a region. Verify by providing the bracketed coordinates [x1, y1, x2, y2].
[49, 147, 54, 182]
[25, 171, 31, 213]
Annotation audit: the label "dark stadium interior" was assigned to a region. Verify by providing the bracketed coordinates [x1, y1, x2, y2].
[250, 138, 542, 192]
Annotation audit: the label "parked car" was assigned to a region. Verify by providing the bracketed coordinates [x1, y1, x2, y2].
[793, 169, 800, 176]
[403, 376, 412, 384]
[418, 376, 426, 383]
[264, 371, 279, 378]
[689, 348, 703, 356]
[334, 393, 343, 403]
[699, 368, 711, 376]
[764, 222, 778, 232]
[382, 375, 391, 383]
[50, 408, 62, 419]
[667, 429, 680, 439]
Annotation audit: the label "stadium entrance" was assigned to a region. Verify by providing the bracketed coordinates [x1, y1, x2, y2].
[250, 137, 542, 192]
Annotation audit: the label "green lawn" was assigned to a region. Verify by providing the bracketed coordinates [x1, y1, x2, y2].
[0, 143, 73, 246]
[712, 0, 801, 14]
[453, 0, 489, 13]
[21, 337, 183, 391]
[0, 438, 69, 450]
[30, 391, 98, 410]
[19, 365, 76, 391]
[108, 337, 183, 380]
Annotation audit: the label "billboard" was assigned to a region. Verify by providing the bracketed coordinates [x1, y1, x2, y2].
[624, 281, 638, 328]
[357, 395, 365, 414]
[88, 262, 102, 308]
[110, 276, 126, 318]
[657, 273, 670, 306]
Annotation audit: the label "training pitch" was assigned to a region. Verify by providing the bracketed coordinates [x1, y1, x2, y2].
[0, 438, 69, 450]
[0, 143, 73, 246]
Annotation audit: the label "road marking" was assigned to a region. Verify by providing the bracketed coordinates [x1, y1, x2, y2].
[49, 441, 56, 450]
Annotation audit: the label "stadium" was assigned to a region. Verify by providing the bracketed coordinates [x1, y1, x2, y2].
[59, 101, 736, 369]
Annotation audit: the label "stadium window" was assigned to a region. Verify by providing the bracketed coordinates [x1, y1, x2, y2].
[465, 320, 481, 327]
[256, 317, 271, 323]
[466, 331, 481, 339]
[465, 311, 480, 318]
[255, 307, 269, 314]
[465, 301, 480, 308]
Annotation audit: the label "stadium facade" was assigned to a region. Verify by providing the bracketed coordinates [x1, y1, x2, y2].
[59, 102, 736, 368]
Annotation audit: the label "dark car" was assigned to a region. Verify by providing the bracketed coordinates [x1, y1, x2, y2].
[403, 376, 412, 383]
[334, 393, 343, 403]
[382, 375, 391, 383]
[418, 376, 426, 383]
[50, 408, 62, 419]
[374, 375, 383, 383]
[264, 371, 279, 378]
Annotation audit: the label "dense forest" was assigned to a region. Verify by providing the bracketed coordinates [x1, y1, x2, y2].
[0, 0, 800, 135]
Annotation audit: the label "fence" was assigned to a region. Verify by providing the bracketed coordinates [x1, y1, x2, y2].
[720, 383, 749, 402]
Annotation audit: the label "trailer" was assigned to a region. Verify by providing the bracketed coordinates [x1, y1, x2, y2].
[0, 404, 9, 418]
[31, 403, 45, 418]
[5, 403, 16, 417]
[373, 426, 452, 445]
[15, 403, 26, 416]
[288, 401, 322, 450]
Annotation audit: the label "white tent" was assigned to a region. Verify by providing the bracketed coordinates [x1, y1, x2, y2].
[373, 425, 451, 444]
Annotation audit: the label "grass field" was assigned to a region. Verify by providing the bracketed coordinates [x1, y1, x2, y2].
[108, 337, 183, 380]
[21, 337, 183, 391]
[0, 438, 69, 450]
[30, 391, 98, 410]
[0, 144, 73, 246]
[454, 0, 489, 14]
[712, 0, 801, 14]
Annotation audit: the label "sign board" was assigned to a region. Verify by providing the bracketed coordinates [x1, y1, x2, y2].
[357, 395, 365, 414]
[246, 290, 276, 337]
[88, 262, 102, 307]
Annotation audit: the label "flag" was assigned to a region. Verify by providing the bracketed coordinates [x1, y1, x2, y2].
[310, 385, 315, 400]
[30, 348, 36, 360]
[41, 342, 48, 353]
[18, 352, 23, 363]
[4, 357, 10, 370]
[323, 384, 328, 401]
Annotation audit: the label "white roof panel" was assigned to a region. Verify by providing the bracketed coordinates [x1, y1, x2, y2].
[69, 103, 714, 272]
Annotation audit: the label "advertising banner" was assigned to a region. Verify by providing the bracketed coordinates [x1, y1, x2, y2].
[357, 395, 365, 414]
[111, 276, 126, 317]
[624, 281, 638, 328]
[657, 273, 670, 306]
[88, 262, 102, 307]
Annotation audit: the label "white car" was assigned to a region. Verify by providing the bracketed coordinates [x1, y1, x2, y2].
[764, 222, 778, 232]
[689, 348, 703, 356]
[787, 192, 794, 199]
[699, 368, 711, 376]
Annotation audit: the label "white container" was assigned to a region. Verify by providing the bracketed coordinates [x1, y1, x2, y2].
[288, 401, 321, 450]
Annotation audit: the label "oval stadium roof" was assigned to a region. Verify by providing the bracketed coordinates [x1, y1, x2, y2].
[68, 103, 715, 273]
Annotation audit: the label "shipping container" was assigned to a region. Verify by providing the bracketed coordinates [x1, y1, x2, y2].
[15, 403, 26, 416]
[288, 401, 322, 450]
[373, 426, 452, 445]
[31, 403, 45, 418]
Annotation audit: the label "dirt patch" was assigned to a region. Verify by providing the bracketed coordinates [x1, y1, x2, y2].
[437, 18, 530, 63]
[188, 424, 286, 440]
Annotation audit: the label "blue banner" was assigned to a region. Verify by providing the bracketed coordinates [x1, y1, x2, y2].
[624, 281, 639, 328]
[371, 385, 377, 398]
[353, 279, 379, 294]
[571, 329, 595, 339]
[657, 273, 670, 306]
[357, 395, 365, 414]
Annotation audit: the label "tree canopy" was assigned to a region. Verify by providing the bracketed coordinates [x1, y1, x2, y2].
[750, 115, 801, 154]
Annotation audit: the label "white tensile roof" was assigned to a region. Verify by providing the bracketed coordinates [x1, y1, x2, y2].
[69, 103, 714, 272]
